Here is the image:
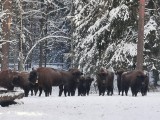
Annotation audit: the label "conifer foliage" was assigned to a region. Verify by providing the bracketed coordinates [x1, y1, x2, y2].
[72, 0, 160, 74]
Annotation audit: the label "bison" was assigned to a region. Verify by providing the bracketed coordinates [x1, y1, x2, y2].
[29, 67, 83, 97]
[78, 76, 86, 96]
[97, 68, 114, 96]
[115, 69, 125, 95]
[85, 76, 94, 96]
[59, 68, 83, 96]
[29, 67, 62, 97]
[0, 69, 19, 90]
[78, 76, 93, 96]
[121, 70, 146, 96]
[12, 71, 38, 97]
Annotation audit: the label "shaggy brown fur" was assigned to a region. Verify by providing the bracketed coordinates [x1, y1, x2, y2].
[121, 70, 146, 96]
[115, 69, 125, 95]
[97, 68, 114, 96]
[0, 69, 19, 90]
[12, 71, 38, 97]
[29, 67, 83, 97]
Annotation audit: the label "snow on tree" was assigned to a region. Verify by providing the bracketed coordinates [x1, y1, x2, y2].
[0, 0, 71, 70]
[72, 0, 160, 75]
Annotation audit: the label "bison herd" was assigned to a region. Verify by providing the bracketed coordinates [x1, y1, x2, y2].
[0, 67, 149, 97]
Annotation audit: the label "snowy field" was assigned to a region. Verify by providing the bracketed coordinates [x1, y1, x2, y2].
[1, 87, 160, 120]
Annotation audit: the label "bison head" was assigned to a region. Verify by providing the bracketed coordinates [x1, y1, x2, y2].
[12, 75, 21, 87]
[135, 71, 147, 92]
[97, 72, 108, 85]
[69, 68, 83, 79]
[115, 69, 124, 76]
[29, 70, 38, 84]
[69, 68, 83, 76]
[86, 76, 94, 86]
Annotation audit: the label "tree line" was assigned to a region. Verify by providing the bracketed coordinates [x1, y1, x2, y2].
[1, 0, 160, 74]
[0, 0, 72, 71]
[72, 0, 160, 75]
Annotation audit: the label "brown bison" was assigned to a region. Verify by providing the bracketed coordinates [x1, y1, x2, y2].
[121, 70, 146, 96]
[78, 76, 86, 96]
[29, 67, 83, 97]
[12, 71, 38, 97]
[115, 69, 125, 95]
[85, 76, 94, 95]
[0, 69, 19, 90]
[58, 68, 83, 96]
[97, 68, 114, 96]
[29, 67, 62, 97]
[78, 76, 94, 96]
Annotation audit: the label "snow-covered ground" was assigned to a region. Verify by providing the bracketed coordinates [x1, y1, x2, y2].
[1, 87, 160, 120]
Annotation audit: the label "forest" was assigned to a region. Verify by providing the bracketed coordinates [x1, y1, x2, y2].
[0, 0, 160, 75]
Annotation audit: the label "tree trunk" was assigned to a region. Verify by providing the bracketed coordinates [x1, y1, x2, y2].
[18, 0, 24, 71]
[44, 5, 48, 67]
[136, 0, 145, 70]
[70, 0, 75, 68]
[39, 42, 43, 67]
[39, 0, 44, 67]
[1, 0, 12, 70]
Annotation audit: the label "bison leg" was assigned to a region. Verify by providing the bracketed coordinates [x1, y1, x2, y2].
[45, 87, 52, 97]
[102, 92, 105, 96]
[118, 90, 120, 95]
[118, 86, 121, 95]
[131, 87, 136, 96]
[44, 91, 48, 97]
[109, 89, 113, 96]
[102, 88, 106, 96]
[68, 92, 70, 96]
[49, 87, 52, 96]
[39, 87, 43, 97]
[59, 85, 63, 97]
[24, 89, 29, 97]
[86, 88, 90, 96]
[71, 90, 75, 96]
[124, 86, 129, 96]
[98, 86, 102, 96]
[107, 87, 113, 96]
[83, 89, 87, 96]
[78, 87, 81, 96]
[125, 90, 128, 96]
[107, 90, 109, 96]
[78, 89, 81, 96]
[30, 89, 34, 96]
[63, 86, 68, 97]
[33, 83, 39, 96]
[111, 88, 113, 96]
[118, 87, 121, 95]
[99, 89, 102, 96]
[44, 88, 50, 97]
[121, 89, 125, 96]
[87, 91, 89, 96]
[34, 88, 38, 96]
[135, 92, 138, 97]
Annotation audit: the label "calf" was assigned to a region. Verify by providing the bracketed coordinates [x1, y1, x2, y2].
[78, 76, 94, 96]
